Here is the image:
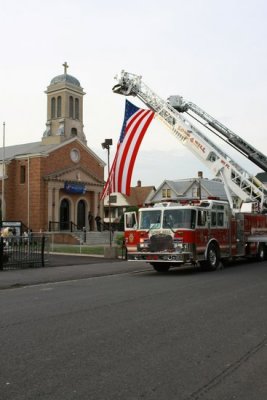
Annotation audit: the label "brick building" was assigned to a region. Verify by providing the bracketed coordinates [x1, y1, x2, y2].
[0, 64, 105, 233]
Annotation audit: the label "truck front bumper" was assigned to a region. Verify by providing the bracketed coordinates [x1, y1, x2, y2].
[127, 252, 192, 263]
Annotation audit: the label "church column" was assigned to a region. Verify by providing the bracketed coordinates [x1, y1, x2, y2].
[54, 185, 60, 225]
[47, 185, 53, 228]
[93, 191, 100, 230]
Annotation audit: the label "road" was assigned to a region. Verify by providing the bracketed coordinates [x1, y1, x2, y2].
[1, 259, 267, 399]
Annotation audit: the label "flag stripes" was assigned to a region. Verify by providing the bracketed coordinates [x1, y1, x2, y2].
[100, 100, 154, 199]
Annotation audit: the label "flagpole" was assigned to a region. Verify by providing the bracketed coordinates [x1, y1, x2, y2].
[107, 144, 112, 247]
[2, 122, 5, 222]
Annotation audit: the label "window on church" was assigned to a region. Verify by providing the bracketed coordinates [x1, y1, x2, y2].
[20, 165, 26, 184]
[69, 96, 73, 118]
[71, 128, 77, 136]
[57, 96, 62, 117]
[51, 97, 56, 118]
[75, 98, 79, 119]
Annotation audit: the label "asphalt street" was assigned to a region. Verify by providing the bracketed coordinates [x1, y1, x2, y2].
[1, 257, 267, 399]
[0, 253, 148, 290]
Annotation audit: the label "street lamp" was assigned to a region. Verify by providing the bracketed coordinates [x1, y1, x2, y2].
[101, 139, 113, 247]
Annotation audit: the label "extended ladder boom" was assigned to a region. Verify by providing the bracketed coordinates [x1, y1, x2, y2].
[113, 71, 267, 211]
[168, 96, 267, 173]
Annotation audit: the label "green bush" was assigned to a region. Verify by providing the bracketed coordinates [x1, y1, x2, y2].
[115, 233, 124, 247]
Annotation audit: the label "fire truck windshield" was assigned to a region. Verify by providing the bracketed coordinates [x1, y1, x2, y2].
[139, 208, 196, 230]
[163, 209, 196, 229]
[139, 210, 161, 229]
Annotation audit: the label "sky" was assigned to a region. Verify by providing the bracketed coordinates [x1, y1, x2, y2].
[1, 0, 267, 187]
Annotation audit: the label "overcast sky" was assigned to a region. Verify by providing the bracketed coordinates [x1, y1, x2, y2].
[1, 0, 267, 186]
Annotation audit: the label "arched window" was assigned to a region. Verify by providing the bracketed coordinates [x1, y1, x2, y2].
[51, 97, 56, 118]
[69, 96, 73, 118]
[57, 96, 62, 117]
[71, 128, 77, 137]
[75, 98, 79, 119]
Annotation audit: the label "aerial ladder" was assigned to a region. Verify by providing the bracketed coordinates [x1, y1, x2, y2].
[112, 71, 267, 212]
[168, 95, 267, 173]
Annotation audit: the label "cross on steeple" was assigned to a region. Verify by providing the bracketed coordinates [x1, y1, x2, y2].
[63, 62, 69, 75]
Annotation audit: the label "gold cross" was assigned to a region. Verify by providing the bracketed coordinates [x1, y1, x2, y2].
[63, 62, 69, 74]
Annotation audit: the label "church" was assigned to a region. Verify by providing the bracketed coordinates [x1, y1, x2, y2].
[0, 63, 105, 234]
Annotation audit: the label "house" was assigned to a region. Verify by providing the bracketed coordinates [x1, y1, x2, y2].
[103, 180, 155, 225]
[149, 172, 229, 205]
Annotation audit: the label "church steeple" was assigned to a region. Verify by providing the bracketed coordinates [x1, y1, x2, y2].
[42, 63, 86, 145]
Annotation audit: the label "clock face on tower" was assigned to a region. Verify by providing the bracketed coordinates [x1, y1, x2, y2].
[70, 148, 80, 163]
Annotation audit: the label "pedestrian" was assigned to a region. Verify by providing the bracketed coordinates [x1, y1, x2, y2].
[88, 211, 93, 231]
[28, 229, 33, 244]
[23, 230, 28, 244]
[95, 215, 102, 232]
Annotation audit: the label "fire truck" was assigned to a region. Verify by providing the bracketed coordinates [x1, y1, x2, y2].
[112, 71, 267, 272]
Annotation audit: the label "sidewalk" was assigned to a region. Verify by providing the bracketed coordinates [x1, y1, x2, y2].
[0, 254, 148, 290]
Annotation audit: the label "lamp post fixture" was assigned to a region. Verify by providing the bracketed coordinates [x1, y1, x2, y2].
[101, 138, 113, 247]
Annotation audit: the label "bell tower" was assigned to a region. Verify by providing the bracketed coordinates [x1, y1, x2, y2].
[42, 62, 86, 145]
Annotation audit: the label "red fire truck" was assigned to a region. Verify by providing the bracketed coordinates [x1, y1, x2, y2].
[112, 71, 267, 271]
[124, 200, 267, 271]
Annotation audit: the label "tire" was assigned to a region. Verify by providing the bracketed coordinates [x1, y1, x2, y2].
[203, 243, 220, 271]
[150, 263, 171, 273]
[256, 243, 266, 261]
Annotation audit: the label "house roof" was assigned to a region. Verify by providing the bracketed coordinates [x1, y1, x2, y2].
[200, 179, 229, 199]
[124, 185, 156, 207]
[151, 177, 230, 202]
[165, 179, 195, 196]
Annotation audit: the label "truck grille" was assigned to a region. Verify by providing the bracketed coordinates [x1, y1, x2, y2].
[149, 234, 173, 252]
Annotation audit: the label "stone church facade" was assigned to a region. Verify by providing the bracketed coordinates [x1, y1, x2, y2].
[0, 64, 105, 233]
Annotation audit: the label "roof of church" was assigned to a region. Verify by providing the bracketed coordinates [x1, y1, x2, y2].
[50, 73, 81, 87]
[0, 141, 57, 159]
[0, 138, 105, 166]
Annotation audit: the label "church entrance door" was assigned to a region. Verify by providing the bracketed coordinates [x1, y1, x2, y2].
[77, 200, 86, 230]
[60, 199, 70, 230]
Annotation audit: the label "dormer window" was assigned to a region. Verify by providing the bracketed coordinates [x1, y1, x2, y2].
[162, 188, 171, 198]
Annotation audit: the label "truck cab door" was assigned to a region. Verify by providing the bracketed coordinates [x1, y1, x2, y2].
[124, 212, 138, 254]
[124, 211, 137, 231]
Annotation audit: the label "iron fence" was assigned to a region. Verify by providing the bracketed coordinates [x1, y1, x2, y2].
[0, 235, 49, 270]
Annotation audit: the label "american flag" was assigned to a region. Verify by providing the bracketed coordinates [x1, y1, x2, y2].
[100, 100, 154, 199]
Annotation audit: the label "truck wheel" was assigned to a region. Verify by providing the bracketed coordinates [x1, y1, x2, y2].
[257, 243, 266, 261]
[204, 243, 220, 271]
[151, 263, 170, 273]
